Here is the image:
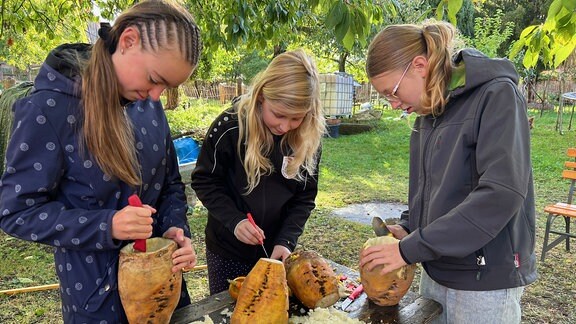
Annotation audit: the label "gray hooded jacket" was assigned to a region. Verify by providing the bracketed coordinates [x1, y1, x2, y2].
[398, 49, 537, 291]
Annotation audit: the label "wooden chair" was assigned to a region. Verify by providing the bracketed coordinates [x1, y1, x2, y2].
[541, 148, 576, 262]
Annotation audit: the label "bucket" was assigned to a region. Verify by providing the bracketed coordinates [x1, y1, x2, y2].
[118, 237, 181, 323]
[326, 124, 340, 138]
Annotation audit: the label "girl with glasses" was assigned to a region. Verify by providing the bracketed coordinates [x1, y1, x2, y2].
[360, 20, 536, 324]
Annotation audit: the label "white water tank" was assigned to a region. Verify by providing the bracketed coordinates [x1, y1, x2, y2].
[319, 72, 354, 117]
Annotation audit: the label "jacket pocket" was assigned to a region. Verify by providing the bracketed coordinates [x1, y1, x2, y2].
[81, 256, 118, 313]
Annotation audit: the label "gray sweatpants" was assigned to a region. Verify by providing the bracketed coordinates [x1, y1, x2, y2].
[420, 270, 525, 324]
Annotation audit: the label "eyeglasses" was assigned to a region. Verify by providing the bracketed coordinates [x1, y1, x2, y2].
[382, 62, 411, 102]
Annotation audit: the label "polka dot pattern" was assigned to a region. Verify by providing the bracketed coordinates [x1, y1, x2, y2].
[206, 249, 254, 295]
[0, 61, 191, 323]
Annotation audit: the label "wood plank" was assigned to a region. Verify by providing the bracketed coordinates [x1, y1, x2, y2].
[171, 291, 234, 323]
[170, 260, 442, 323]
[548, 202, 576, 211]
[544, 204, 576, 217]
[567, 148, 576, 157]
[565, 161, 576, 169]
[562, 169, 576, 180]
[396, 297, 443, 323]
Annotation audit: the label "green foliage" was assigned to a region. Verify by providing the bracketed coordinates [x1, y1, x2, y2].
[93, 0, 134, 20]
[197, 48, 271, 83]
[188, 0, 312, 52]
[234, 51, 272, 84]
[510, 0, 576, 68]
[324, 0, 374, 51]
[479, 0, 552, 58]
[434, 0, 464, 26]
[0, 82, 34, 172]
[164, 98, 225, 140]
[1, 0, 464, 79]
[0, 0, 96, 69]
[461, 9, 514, 58]
[196, 47, 242, 81]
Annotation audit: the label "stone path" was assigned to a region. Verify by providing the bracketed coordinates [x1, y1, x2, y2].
[331, 202, 407, 225]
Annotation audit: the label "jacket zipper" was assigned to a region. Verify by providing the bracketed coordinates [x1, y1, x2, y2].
[476, 250, 486, 280]
[418, 117, 438, 229]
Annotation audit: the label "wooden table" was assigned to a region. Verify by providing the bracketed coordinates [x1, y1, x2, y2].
[171, 261, 442, 323]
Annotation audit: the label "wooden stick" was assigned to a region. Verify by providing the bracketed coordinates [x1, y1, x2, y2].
[0, 283, 59, 295]
[0, 264, 208, 296]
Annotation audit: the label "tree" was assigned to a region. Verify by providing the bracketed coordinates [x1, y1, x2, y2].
[187, 0, 463, 63]
[1, 0, 466, 76]
[300, 0, 433, 77]
[0, 0, 103, 70]
[479, 0, 552, 57]
[429, 0, 475, 37]
[461, 9, 514, 58]
[510, 0, 576, 69]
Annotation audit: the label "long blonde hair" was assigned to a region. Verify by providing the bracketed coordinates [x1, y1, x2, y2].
[237, 49, 325, 194]
[82, 0, 201, 187]
[366, 20, 456, 116]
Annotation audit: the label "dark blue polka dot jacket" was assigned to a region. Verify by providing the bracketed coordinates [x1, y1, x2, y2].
[0, 44, 191, 323]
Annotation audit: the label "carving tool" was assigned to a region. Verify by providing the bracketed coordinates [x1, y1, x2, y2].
[247, 212, 269, 258]
[340, 284, 364, 311]
[372, 216, 393, 237]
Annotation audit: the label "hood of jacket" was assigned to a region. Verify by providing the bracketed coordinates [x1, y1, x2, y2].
[449, 48, 519, 100]
[34, 43, 91, 98]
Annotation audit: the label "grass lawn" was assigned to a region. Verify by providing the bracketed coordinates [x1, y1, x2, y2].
[1, 104, 575, 323]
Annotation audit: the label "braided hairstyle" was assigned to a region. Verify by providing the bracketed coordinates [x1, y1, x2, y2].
[82, 0, 202, 186]
[366, 20, 456, 116]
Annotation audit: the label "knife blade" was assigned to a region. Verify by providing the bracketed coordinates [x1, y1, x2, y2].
[128, 194, 146, 252]
[371, 216, 392, 237]
[247, 213, 269, 258]
[340, 284, 364, 311]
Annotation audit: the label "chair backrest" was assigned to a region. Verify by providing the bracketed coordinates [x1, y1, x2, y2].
[562, 148, 576, 204]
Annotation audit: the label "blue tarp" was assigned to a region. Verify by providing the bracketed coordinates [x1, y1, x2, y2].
[173, 137, 200, 166]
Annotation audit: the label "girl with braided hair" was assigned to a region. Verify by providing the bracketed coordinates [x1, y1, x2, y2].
[0, 1, 202, 322]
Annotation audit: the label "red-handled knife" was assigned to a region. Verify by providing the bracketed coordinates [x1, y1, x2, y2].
[246, 213, 269, 258]
[340, 284, 364, 311]
[128, 194, 146, 252]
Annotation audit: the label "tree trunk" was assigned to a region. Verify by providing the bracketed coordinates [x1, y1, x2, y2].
[338, 52, 349, 73]
[165, 87, 179, 110]
[236, 77, 243, 97]
[273, 44, 286, 58]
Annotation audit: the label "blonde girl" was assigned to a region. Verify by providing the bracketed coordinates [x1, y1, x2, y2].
[192, 49, 325, 294]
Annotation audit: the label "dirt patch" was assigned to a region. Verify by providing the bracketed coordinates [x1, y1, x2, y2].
[331, 202, 407, 225]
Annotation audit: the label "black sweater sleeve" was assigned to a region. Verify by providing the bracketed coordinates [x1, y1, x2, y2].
[191, 111, 246, 234]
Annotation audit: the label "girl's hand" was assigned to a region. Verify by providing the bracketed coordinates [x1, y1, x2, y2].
[111, 204, 156, 240]
[270, 245, 291, 261]
[387, 224, 409, 239]
[234, 219, 266, 245]
[163, 227, 197, 273]
[359, 241, 406, 275]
